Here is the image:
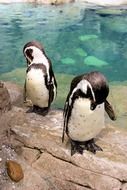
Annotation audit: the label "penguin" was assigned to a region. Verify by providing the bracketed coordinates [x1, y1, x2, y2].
[62, 71, 116, 156]
[23, 41, 57, 115]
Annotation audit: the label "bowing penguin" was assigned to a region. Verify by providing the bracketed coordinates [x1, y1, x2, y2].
[62, 71, 116, 155]
[23, 41, 57, 115]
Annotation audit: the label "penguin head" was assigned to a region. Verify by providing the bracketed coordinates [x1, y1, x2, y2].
[85, 71, 109, 109]
[23, 41, 44, 66]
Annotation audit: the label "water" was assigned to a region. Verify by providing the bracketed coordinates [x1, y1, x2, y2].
[0, 2, 127, 81]
[0, 2, 126, 128]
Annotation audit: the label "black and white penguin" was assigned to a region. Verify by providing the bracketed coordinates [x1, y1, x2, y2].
[62, 71, 116, 155]
[23, 41, 57, 115]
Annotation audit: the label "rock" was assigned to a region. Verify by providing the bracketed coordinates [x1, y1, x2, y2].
[79, 34, 98, 41]
[33, 152, 121, 190]
[1, 105, 126, 190]
[47, 0, 75, 5]
[84, 56, 108, 67]
[0, 0, 74, 4]
[82, 38, 118, 62]
[0, 81, 127, 189]
[122, 183, 127, 190]
[0, 81, 11, 115]
[61, 57, 75, 65]
[79, 0, 127, 6]
[6, 160, 24, 182]
[4, 82, 23, 107]
[21, 147, 41, 165]
[75, 48, 88, 57]
[96, 8, 127, 16]
[102, 16, 127, 33]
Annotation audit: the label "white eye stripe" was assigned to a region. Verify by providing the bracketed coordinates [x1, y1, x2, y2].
[69, 79, 95, 105]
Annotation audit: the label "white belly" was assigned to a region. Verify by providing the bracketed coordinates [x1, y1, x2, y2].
[26, 68, 49, 108]
[68, 98, 105, 141]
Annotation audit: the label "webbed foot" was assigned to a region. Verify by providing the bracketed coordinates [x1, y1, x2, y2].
[84, 139, 103, 154]
[27, 105, 49, 116]
[70, 139, 102, 156]
[71, 140, 84, 156]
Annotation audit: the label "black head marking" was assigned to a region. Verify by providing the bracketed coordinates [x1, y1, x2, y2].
[84, 71, 109, 104]
[23, 40, 44, 52]
[24, 48, 33, 66]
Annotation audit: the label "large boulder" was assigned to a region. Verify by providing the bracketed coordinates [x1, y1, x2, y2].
[0, 81, 127, 190]
[4, 82, 24, 107]
[0, 106, 127, 190]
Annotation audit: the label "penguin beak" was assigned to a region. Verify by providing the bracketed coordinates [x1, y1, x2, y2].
[90, 101, 97, 111]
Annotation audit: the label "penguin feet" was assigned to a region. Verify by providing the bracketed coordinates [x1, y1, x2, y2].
[71, 140, 84, 156]
[84, 139, 103, 154]
[70, 139, 102, 156]
[27, 105, 49, 116]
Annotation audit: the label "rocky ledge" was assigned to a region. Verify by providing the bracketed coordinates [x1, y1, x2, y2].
[1, 0, 127, 6]
[0, 0, 74, 5]
[78, 0, 127, 6]
[0, 81, 127, 190]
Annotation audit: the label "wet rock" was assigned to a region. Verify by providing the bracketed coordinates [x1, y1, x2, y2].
[0, 81, 11, 115]
[84, 55, 108, 67]
[82, 38, 118, 63]
[96, 8, 127, 16]
[79, 0, 127, 6]
[6, 160, 24, 182]
[102, 16, 127, 33]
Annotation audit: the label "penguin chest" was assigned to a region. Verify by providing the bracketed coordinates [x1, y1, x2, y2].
[68, 98, 105, 141]
[26, 68, 49, 107]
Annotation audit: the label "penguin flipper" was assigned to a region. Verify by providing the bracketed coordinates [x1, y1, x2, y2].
[62, 97, 71, 143]
[48, 67, 57, 109]
[105, 100, 116, 120]
[23, 80, 27, 102]
[48, 80, 54, 109]
[62, 101, 68, 143]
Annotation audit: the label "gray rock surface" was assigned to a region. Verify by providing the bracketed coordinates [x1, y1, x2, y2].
[0, 81, 11, 116]
[0, 82, 127, 190]
[4, 82, 23, 107]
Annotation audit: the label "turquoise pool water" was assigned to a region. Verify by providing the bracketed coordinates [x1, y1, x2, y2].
[0, 2, 127, 82]
[0, 2, 126, 129]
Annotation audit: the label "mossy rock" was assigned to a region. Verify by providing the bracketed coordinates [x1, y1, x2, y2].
[75, 48, 87, 57]
[79, 34, 98, 42]
[84, 56, 108, 67]
[61, 57, 75, 65]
